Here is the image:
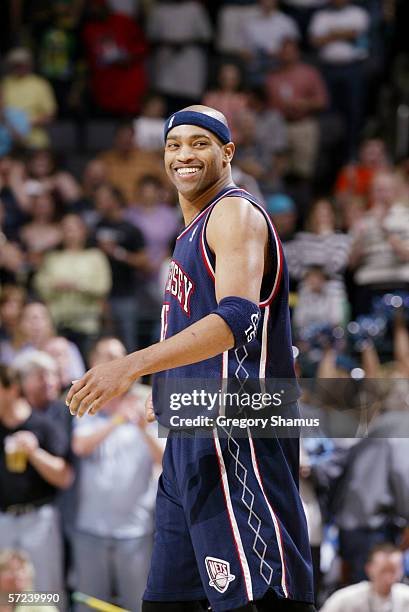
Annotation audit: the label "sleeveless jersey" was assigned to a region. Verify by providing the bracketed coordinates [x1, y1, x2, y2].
[153, 185, 298, 424]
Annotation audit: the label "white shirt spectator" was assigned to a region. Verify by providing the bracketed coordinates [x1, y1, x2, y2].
[293, 281, 345, 330]
[74, 386, 164, 538]
[242, 8, 299, 54]
[352, 203, 409, 286]
[133, 116, 165, 151]
[320, 581, 409, 612]
[147, 1, 212, 98]
[309, 4, 370, 63]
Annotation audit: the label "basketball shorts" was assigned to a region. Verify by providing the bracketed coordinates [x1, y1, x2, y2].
[144, 425, 314, 612]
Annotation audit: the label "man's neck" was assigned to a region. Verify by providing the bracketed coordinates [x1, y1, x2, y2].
[179, 176, 235, 227]
[371, 584, 392, 600]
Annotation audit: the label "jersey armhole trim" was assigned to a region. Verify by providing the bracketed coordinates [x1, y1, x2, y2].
[200, 190, 283, 306]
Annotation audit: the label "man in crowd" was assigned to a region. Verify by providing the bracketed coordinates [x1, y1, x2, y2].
[71, 337, 163, 612]
[98, 123, 168, 203]
[2, 48, 57, 149]
[0, 364, 72, 601]
[266, 39, 328, 180]
[309, 0, 370, 160]
[320, 544, 409, 612]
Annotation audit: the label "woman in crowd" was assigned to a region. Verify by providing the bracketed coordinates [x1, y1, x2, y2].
[34, 214, 111, 358]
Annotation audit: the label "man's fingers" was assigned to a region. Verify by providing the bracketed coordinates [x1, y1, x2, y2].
[88, 396, 106, 416]
[146, 408, 156, 423]
[66, 377, 87, 408]
[68, 382, 95, 416]
[76, 390, 103, 419]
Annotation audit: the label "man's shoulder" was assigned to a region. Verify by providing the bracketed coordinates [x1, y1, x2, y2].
[393, 582, 409, 600]
[322, 582, 370, 608]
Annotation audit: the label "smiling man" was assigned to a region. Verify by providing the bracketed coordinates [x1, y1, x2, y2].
[66, 105, 315, 612]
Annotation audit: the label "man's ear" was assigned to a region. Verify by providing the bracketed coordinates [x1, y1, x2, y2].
[222, 142, 235, 165]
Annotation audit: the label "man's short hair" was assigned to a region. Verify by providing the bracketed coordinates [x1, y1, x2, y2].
[367, 543, 401, 563]
[12, 351, 57, 379]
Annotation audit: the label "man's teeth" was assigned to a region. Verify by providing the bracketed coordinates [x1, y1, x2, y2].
[176, 168, 201, 175]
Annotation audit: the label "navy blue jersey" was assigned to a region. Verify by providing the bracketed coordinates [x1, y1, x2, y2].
[153, 186, 297, 420]
[146, 187, 314, 611]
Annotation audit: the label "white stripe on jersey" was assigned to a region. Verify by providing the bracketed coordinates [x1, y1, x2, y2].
[248, 430, 289, 598]
[259, 305, 270, 379]
[213, 428, 254, 602]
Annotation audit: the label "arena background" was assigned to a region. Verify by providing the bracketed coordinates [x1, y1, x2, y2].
[1, 0, 409, 610]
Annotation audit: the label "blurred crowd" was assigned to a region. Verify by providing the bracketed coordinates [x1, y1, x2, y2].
[2, 0, 409, 610]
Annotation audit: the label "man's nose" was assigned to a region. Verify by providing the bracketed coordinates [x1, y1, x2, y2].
[177, 145, 195, 162]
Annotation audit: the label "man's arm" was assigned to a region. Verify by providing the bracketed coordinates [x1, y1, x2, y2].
[14, 431, 74, 489]
[66, 198, 269, 417]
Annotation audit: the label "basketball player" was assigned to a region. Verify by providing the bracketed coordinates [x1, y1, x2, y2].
[67, 106, 315, 612]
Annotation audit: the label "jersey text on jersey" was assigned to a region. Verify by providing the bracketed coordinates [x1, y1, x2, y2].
[165, 259, 195, 316]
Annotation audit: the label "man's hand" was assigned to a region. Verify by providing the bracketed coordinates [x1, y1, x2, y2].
[13, 431, 39, 457]
[145, 393, 156, 424]
[66, 357, 136, 418]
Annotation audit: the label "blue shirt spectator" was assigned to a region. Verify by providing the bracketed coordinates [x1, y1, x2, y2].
[0, 107, 30, 155]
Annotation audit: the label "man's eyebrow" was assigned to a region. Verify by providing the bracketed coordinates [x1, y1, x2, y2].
[166, 133, 212, 142]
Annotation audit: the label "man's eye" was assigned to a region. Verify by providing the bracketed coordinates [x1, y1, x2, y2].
[195, 142, 207, 147]
[167, 143, 179, 149]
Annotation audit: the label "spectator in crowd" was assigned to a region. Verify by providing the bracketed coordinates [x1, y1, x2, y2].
[240, 0, 300, 83]
[13, 348, 79, 587]
[98, 122, 167, 204]
[19, 190, 62, 270]
[293, 265, 346, 331]
[82, 0, 148, 115]
[246, 86, 288, 150]
[309, 0, 370, 160]
[0, 364, 72, 597]
[0, 201, 26, 289]
[233, 108, 286, 195]
[0, 85, 30, 156]
[71, 337, 163, 612]
[349, 171, 409, 315]
[280, 0, 328, 47]
[320, 544, 409, 611]
[133, 93, 166, 153]
[147, 0, 212, 111]
[1, 48, 57, 149]
[0, 549, 59, 612]
[94, 184, 149, 351]
[77, 158, 108, 219]
[5, 302, 85, 380]
[0, 156, 29, 240]
[265, 193, 297, 242]
[266, 38, 329, 179]
[266, 40, 328, 179]
[335, 138, 390, 206]
[299, 440, 325, 603]
[45, 336, 85, 392]
[0, 286, 25, 365]
[126, 175, 181, 280]
[202, 63, 249, 141]
[34, 214, 112, 357]
[36, 0, 84, 116]
[24, 149, 81, 208]
[231, 166, 265, 205]
[12, 350, 72, 441]
[330, 411, 409, 584]
[286, 197, 352, 299]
